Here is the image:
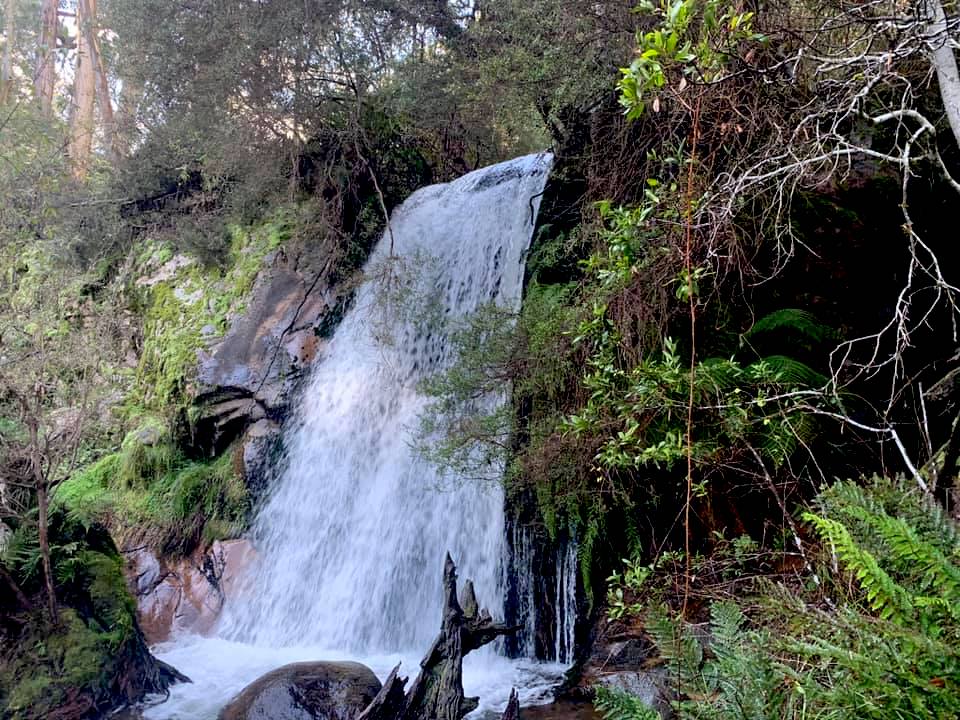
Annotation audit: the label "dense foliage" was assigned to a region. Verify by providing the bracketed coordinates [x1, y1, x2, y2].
[598, 478, 960, 719]
[1, 0, 960, 716]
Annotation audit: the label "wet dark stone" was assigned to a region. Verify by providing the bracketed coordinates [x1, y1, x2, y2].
[217, 661, 381, 720]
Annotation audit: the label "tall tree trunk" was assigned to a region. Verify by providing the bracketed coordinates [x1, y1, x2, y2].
[69, 0, 97, 179]
[1, 0, 15, 105]
[925, 0, 960, 150]
[113, 68, 140, 158]
[78, 0, 117, 162]
[34, 0, 56, 116]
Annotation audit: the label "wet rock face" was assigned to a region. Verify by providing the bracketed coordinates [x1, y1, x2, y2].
[218, 661, 382, 720]
[126, 539, 255, 644]
[564, 624, 672, 719]
[193, 251, 333, 489]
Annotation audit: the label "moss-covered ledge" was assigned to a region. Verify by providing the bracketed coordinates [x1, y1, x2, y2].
[0, 511, 187, 719]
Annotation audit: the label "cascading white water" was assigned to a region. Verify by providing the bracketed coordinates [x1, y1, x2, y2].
[145, 153, 570, 719]
[554, 539, 578, 665]
[219, 152, 553, 651]
[511, 525, 578, 665]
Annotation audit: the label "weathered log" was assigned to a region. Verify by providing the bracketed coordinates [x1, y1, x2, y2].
[357, 664, 408, 720]
[501, 689, 521, 720]
[356, 553, 519, 720]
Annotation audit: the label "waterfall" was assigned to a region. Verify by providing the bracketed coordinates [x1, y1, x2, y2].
[220, 152, 553, 652]
[554, 538, 578, 665]
[146, 153, 577, 719]
[510, 524, 578, 665]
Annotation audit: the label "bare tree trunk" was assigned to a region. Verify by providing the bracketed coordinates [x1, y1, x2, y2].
[1, 0, 15, 105]
[69, 0, 97, 179]
[36, 481, 58, 623]
[78, 0, 117, 162]
[357, 554, 518, 720]
[924, 0, 960, 149]
[34, 0, 56, 116]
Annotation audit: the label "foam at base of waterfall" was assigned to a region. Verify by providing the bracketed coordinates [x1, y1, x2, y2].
[143, 637, 566, 720]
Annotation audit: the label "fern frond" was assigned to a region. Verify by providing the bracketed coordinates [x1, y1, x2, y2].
[594, 686, 661, 720]
[644, 606, 704, 691]
[696, 358, 744, 395]
[710, 601, 746, 648]
[803, 512, 913, 622]
[745, 309, 831, 345]
[860, 476, 960, 555]
[848, 506, 960, 601]
[756, 354, 827, 387]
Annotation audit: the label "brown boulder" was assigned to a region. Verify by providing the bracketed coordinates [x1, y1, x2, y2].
[126, 539, 256, 643]
[218, 661, 381, 720]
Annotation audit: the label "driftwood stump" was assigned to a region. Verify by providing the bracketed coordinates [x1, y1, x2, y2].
[357, 553, 520, 720]
[501, 689, 521, 720]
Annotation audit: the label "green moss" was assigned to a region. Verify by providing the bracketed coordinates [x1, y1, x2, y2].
[82, 551, 136, 644]
[133, 207, 293, 411]
[1, 550, 148, 719]
[55, 453, 121, 527]
[118, 419, 174, 488]
[57, 442, 248, 556]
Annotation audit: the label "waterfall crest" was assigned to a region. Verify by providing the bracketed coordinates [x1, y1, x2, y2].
[219, 153, 554, 653]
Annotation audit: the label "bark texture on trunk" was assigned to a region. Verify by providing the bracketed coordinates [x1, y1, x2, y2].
[69, 0, 97, 179]
[35, 0, 56, 115]
[1, 0, 15, 104]
[78, 0, 117, 162]
[925, 0, 960, 149]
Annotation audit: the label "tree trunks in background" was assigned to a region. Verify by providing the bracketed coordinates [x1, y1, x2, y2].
[69, 0, 97, 178]
[1, 0, 15, 105]
[35, 0, 56, 116]
[925, 0, 960, 150]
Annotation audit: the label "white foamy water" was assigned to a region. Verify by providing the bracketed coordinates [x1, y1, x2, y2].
[145, 638, 566, 719]
[144, 154, 565, 719]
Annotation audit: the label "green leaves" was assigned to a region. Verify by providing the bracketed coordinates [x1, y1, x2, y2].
[595, 686, 662, 720]
[806, 479, 960, 629]
[567, 328, 823, 474]
[619, 0, 764, 118]
[804, 512, 913, 622]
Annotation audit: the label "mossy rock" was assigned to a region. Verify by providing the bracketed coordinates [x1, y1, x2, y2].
[0, 517, 185, 719]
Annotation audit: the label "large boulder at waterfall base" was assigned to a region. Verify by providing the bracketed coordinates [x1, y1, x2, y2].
[218, 661, 382, 720]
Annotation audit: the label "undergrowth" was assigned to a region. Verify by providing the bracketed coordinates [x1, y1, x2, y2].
[0, 512, 162, 720]
[594, 476, 960, 720]
[54, 423, 248, 556]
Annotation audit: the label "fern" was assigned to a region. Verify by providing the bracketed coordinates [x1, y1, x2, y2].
[595, 686, 661, 720]
[745, 308, 831, 345]
[802, 512, 913, 622]
[696, 358, 744, 395]
[844, 476, 960, 556]
[645, 605, 703, 686]
[812, 478, 960, 626]
[850, 506, 960, 600]
[753, 354, 827, 387]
